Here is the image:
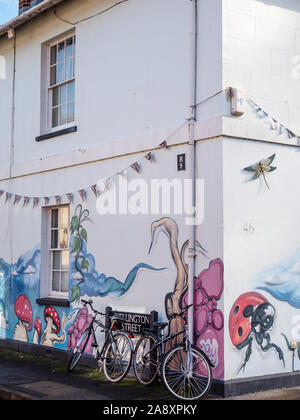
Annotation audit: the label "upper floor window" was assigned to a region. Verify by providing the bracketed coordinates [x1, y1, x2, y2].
[48, 34, 76, 130]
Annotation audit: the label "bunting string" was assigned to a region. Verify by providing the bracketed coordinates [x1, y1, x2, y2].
[0, 120, 188, 209]
[248, 98, 300, 143]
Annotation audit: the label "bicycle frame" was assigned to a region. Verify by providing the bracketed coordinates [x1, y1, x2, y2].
[142, 327, 186, 361]
[75, 311, 134, 361]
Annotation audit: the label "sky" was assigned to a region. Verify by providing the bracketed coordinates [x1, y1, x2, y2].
[0, 0, 18, 25]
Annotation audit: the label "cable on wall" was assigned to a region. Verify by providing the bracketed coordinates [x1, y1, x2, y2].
[54, 0, 130, 26]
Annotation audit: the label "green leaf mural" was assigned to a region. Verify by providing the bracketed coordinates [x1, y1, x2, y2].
[70, 204, 91, 302]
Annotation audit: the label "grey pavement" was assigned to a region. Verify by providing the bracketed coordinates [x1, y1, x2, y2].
[1, 346, 300, 401]
[0, 346, 171, 401]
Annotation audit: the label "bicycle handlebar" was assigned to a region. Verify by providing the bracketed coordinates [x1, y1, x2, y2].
[81, 299, 105, 316]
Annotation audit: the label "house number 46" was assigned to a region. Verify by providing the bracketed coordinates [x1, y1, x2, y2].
[243, 222, 255, 234]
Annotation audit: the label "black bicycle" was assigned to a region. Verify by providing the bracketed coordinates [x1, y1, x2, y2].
[68, 299, 134, 383]
[133, 304, 213, 400]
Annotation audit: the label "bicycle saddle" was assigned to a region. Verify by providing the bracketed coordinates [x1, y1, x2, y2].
[110, 315, 125, 322]
[153, 322, 168, 329]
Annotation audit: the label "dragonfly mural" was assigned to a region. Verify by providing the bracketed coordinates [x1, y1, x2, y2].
[243, 154, 277, 190]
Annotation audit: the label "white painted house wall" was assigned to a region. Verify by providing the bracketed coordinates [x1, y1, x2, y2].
[0, 0, 225, 381]
[223, 0, 300, 382]
[1, 0, 299, 391]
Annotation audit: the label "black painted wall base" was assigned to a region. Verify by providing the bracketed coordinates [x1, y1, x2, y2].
[1, 337, 300, 398]
[223, 370, 300, 398]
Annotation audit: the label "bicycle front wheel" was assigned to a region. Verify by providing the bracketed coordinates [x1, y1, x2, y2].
[67, 328, 90, 372]
[133, 333, 160, 386]
[162, 344, 212, 400]
[103, 332, 133, 383]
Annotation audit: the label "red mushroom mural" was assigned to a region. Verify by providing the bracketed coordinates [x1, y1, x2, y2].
[40, 306, 75, 348]
[13, 294, 33, 342]
[33, 317, 42, 345]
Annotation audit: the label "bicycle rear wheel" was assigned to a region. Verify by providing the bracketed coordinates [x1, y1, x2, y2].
[133, 333, 160, 386]
[162, 344, 212, 400]
[103, 332, 133, 383]
[67, 328, 90, 372]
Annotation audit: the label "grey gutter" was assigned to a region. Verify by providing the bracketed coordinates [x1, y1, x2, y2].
[0, 0, 66, 38]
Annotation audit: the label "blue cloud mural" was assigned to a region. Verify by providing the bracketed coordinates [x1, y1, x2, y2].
[256, 247, 300, 308]
[70, 240, 165, 300]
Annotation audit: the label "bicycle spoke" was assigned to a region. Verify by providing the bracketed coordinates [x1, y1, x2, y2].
[162, 345, 212, 400]
[103, 333, 132, 383]
[133, 335, 160, 386]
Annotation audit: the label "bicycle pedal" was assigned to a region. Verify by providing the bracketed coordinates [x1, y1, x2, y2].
[92, 343, 99, 348]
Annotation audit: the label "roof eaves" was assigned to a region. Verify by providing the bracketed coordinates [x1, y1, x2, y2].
[0, 0, 66, 38]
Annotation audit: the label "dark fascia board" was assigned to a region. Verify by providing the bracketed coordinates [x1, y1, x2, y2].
[36, 297, 70, 307]
[35, 125, 77, 142]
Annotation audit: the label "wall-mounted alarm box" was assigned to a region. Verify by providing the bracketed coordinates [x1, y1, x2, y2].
[230, 88, 245, 116]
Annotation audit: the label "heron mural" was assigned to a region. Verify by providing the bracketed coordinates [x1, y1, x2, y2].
[148, 217, 225, 379]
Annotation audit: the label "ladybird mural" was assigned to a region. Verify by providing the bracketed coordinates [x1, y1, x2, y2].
[229, 292, 285, 373]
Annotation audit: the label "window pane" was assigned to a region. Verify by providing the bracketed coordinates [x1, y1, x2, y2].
[65, 58, 73, 80]
[51, 229, 58, 249]
[60, 84, 67, 105]
[60, 104, 67, 125]
[52, 86, 59, 107]
[52, 107, 59, 128]
[50, 45, 57, 65]
[57, 41, 65, 62]
[67, 101, 75, 124]
[61, 272, 69, 293]
[50, 65, 56, 86]
[58, 228, 68, 249]
[66, 37, 73, 59]
[57, 62, 65, 84]
[52, 271, 60, 292]
[68, 81, 75, 102]
[51, 209, 58, 228]
[52, 251, 61, 270]
[61, 251, 69, 270]
[59, 206, 69, 228]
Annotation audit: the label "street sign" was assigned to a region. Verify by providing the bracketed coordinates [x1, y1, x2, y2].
[105, 307, 158, 335]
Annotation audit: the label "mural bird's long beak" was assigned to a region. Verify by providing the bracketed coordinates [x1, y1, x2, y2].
[148, 237, 154, 254]
[196, 241, 207, 256]
[148, 223, 157, 254]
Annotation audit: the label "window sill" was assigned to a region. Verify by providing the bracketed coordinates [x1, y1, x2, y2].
[35, 125, 77, 142]
[36, 297, 70, 308]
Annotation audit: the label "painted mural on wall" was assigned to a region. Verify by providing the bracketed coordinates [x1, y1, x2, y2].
[181, 259, 224, 379]
[67, 306, 94, 355]
[148, 217, 224, 380]
[0, 246, 76, 349]
[69, 204, 165, 304]
[0, 210, 224, 370]
[229, 291, 285, 373]
[255, 247, 300, 309]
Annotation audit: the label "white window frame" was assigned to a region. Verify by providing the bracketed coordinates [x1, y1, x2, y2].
[41, 30, 76, 135]
[46, 205, 70, 299]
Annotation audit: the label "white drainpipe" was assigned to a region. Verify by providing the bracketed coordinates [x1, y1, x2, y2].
[187, 0, 198, 344]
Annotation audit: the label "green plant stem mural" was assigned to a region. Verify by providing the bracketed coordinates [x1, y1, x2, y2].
[70, 204, 90, 303]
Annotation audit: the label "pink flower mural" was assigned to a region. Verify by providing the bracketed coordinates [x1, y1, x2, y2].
[181, 258, 224, 380]
[67, 307, 94, 355]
